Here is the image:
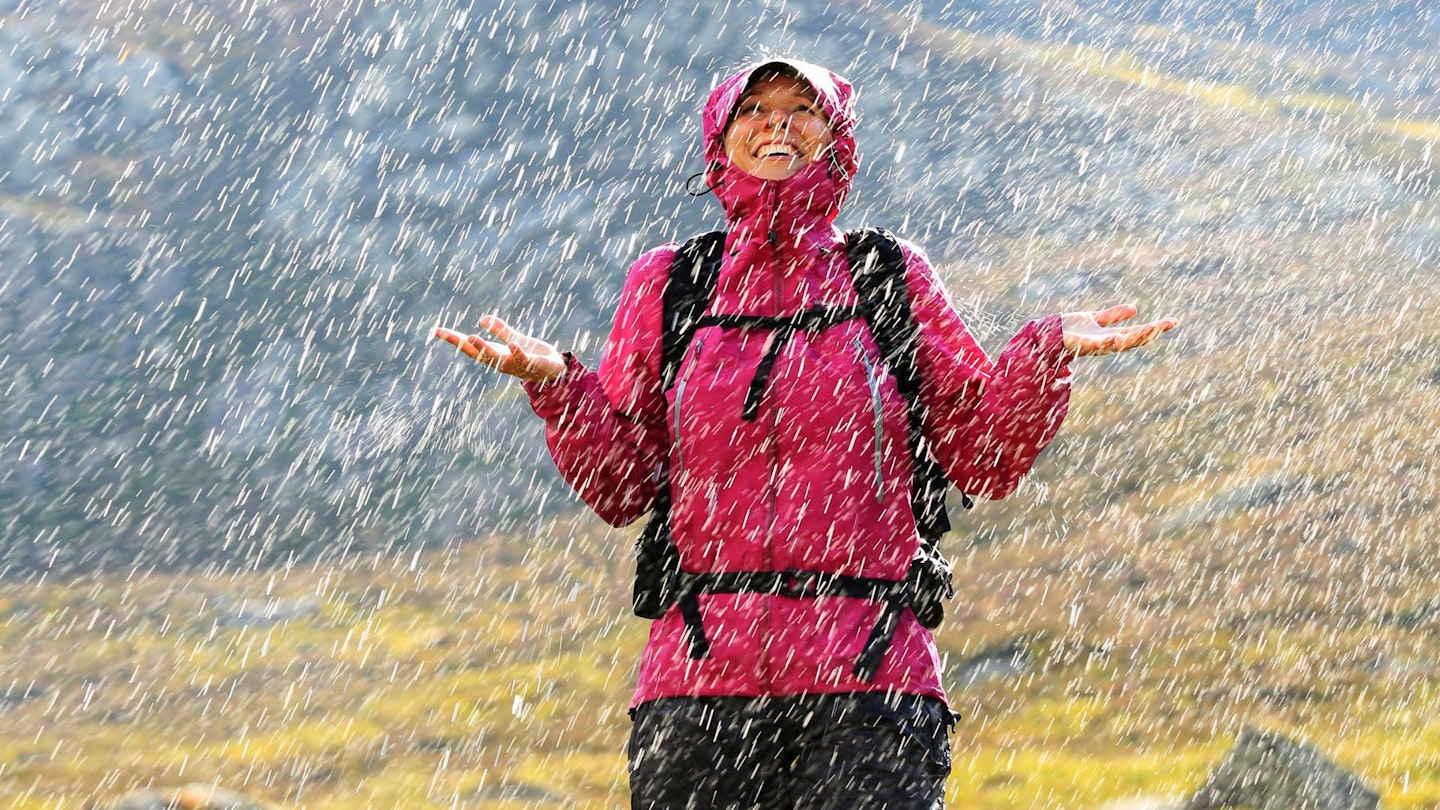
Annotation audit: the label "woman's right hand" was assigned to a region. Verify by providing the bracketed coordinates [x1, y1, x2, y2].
[433, 315, 566, 384]
[1060, 304, 1177, 358]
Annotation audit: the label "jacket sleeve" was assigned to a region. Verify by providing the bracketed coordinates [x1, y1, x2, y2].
[903, 241, 1073, 499]
[521, 245, 677, 526]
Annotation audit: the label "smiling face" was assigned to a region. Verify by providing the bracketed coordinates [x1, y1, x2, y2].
[723, 73, 835, 181]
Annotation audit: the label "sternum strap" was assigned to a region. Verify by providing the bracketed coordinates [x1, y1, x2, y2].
[697, 305, 862, 421]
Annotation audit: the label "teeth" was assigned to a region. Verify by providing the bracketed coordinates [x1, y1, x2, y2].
[759, 143, 798, 158]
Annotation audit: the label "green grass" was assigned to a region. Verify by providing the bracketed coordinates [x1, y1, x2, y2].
[5, 476, 1440, 809]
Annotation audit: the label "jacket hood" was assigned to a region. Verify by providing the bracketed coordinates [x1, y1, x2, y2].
[701, 59, 860, 225]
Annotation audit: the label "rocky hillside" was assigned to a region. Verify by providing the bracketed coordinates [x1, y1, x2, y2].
[0, 0, 1435, 575]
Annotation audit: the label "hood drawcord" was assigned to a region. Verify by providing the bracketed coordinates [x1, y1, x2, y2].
[683, 170, 710, 197]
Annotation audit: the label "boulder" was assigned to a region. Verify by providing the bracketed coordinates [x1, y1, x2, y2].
[108, 790, 172, 810]
[1186, 727, 1379, 810]
[1098, 800, 1184, 810]
[107, 784, 273, 810]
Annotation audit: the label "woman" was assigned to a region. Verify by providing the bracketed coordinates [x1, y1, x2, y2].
[436, 58, 1174, 809]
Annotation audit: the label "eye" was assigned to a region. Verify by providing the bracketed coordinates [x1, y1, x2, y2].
[792, 105, 828, 126]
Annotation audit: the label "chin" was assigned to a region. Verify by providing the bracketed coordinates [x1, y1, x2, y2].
[753, 161, 809, 181]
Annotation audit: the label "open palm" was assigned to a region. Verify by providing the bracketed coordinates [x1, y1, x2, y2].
[433, 315, 566, 384]
[1061, 304, 1177, 358]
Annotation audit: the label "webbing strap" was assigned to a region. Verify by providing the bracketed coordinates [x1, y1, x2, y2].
[679, 568, 898, 600]
[696, 305, 863, 421]
[677, 591, 710, 659]
[674, 568, 908, 681]
[853, 587, 911, 680]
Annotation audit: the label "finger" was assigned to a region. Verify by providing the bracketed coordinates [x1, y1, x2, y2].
[433, 326, 466, 347]
[1073, 327, 1145, 357]
[464, 334, 511, 366]
[1136, 318, 1179, 338]
[476, 314, 516, 344]
[1092, 303, 1139, 328]
[1112, 320, 1176, 351]
[508, 341, 533, 369]
[435, 327, 490, 362]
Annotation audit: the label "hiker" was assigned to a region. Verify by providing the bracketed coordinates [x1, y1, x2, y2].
[435, 59, 1174, 809]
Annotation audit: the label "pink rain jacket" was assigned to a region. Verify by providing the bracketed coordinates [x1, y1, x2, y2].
[525, 60, 1073, 708]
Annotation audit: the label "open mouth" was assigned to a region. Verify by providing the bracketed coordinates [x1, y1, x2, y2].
[757, 142, 800, 159]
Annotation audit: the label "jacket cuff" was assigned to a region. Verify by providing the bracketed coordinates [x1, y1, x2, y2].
[1025, 314, 1073, 366]
[523, 352, 587, 416]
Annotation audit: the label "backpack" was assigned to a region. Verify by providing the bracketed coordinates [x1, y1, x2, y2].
[631, 227, 963, 681]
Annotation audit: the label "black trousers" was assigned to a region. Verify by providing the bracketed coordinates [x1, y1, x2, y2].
[628, 693, 954, 810]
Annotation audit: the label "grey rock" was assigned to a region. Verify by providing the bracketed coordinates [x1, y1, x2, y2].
[107, 790, 173, 810]
[216, 596, 320, 628]
[953, 636, 1036, 689]
[106, 783, 272, 810]
[464, 781, 565, 804]
[0, 682, 45, 708]
[1186, 727, 1379, 810]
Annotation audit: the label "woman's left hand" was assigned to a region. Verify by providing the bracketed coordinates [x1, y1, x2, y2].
[1060, 304, 1177, 358]
[433, 315, 567, 384]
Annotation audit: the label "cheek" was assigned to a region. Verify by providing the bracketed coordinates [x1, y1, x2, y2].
[802, 128, 834, 156]
[723, 124, 751, 155]
[798, 120, 832, 143]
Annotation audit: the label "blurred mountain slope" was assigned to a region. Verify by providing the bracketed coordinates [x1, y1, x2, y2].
[0, 0, 1434, 574]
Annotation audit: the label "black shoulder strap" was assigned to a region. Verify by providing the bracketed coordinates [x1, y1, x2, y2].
[634, 233, 724, 621]
[660, 231, 726, 391]
[845, 227, 954, 541]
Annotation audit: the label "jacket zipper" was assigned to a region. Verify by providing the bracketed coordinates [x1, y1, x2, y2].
[760, 210, 783, 693]
[672, 338, 703, 481]
[854, 337, 886, 503]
